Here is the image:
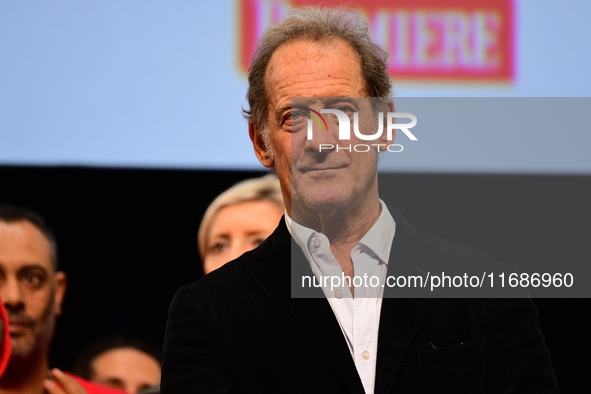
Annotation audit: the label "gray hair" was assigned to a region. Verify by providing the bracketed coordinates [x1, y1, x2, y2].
[243, 6, 392, 147]
[197, 174, 284, 259]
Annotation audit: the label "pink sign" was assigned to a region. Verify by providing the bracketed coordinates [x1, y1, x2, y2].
[238, 0, 514, 82]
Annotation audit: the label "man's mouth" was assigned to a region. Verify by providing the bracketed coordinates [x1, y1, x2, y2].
[8, 318, 33, 335]
[300, 164, 346, 173]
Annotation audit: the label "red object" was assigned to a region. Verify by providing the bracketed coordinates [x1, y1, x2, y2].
[238, 0, 514, 82]
[68, 373, 128, 394]
[0, 297, 126, 390]
[0, 299, 11, 377]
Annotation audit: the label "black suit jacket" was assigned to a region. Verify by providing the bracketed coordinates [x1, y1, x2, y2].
[162, 208, 557, 393]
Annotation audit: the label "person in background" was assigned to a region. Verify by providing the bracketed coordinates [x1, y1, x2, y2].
[197, 174, 284, 274]
[72, 338, 161, 394]
[0, 204, 125, 394]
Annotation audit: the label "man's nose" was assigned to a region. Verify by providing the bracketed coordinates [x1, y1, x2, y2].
[305, 121, 339, 154]
[1, 277, 25, 312]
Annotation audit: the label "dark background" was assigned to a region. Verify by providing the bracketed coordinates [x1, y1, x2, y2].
[1, 165, 589, 392]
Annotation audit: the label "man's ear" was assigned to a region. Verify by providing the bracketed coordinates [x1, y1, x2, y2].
[53, 271, 67, 317]
[379, 100, 395, 150]
[249, 122, 274, 168]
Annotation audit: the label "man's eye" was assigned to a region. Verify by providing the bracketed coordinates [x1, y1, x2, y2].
[23, 273, 43, 288]
[335, 105, 355, 113]
[285, 110, 307, 124]
[287, 110, 308, 132]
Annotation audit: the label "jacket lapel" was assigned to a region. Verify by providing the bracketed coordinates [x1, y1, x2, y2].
[249, 218, 365, 394]
[250, 211, 434, 394]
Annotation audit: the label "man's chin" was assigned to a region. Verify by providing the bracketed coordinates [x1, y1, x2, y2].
[295, 194, 354, 216]
[9, 335, 38, 360]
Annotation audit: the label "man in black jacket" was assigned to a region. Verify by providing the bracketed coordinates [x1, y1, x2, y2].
[162, 7, 557, 393]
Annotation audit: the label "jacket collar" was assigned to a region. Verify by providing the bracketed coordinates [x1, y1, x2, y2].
[249, 209, 433, 393]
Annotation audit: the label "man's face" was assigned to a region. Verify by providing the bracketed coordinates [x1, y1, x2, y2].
[0, 220, 66, 362]
[90, 348, 161, 393]
[250, 39, 387, 218]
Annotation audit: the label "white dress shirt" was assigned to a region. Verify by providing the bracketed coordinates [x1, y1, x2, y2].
[286, 200, 396, 394]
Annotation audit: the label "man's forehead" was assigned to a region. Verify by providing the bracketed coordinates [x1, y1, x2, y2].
[291, 97, 364, 108]
[0, 220, 53, 271]
[265, 40, 363, 92]
[266, 40, 365, 111]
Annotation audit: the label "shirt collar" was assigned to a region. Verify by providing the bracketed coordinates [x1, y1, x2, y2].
[285, 200, 396, 265]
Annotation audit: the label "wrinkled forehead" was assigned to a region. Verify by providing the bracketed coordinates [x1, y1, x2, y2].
[267, 37, 360, 73]
[264, 39, 365, 98]
[291, 97, 365, 108]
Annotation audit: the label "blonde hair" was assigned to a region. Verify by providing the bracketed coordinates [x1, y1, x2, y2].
[197, 174, 284, 259]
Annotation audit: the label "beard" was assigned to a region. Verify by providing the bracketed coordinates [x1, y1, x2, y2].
[7, 305, 56, 365]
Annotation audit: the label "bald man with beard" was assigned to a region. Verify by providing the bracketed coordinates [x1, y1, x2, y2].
[0, 205, 125, 394]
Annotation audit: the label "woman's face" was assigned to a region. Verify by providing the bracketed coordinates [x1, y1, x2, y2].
[203, 200, 283, 274]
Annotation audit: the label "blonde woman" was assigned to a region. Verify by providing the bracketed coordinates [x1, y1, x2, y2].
[197, 174, 284, 274]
